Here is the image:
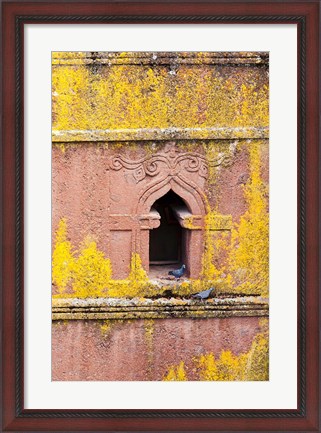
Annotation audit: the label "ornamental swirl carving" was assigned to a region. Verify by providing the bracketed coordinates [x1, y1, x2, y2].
[109, 142, 234, 183]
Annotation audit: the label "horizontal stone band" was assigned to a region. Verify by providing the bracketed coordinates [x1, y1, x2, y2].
[52, 126, 269, 143]
[52, 51, 269, 66]
[52, 296, 269, 320]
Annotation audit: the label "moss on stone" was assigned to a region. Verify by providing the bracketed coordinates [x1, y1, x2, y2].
[51, 52, 269, 299]
[52, 218, 75, 294]
[227, 140, 269, 296]
[52, 53, 268, 132]
[163, 330, 269, 381]
[163, 361, 188, 381]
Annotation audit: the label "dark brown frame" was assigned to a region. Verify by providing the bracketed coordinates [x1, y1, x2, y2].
[1, 1, 320, 432]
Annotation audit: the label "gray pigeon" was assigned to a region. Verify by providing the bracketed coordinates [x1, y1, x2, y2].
[192, 287, 214, 300]
[168, 264, 186, 279]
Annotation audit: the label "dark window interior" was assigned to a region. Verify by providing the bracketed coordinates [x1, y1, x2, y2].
[149, 190, 186, 265]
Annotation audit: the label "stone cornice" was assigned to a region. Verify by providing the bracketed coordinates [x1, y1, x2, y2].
[52, 51, 269, 66]
[52, 296, 269, 321]
[52, 126, 269, 143]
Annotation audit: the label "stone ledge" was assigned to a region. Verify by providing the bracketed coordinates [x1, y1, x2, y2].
[52, 126, 269, 143]
[52, 296, 269, 320]
[52, 51, 269, 66]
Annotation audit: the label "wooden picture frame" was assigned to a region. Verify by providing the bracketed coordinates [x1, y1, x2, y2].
[2, 1, 319, 431]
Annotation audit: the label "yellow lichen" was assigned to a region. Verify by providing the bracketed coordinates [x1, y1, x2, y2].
[128, 253, 148, 282]
[228, 141, 269, 296]
[163, 331, 269, 381]
[51, 217, 243, 299]
[200, 211, 231, 286]
[72, 237, 112, 298]
[106, 253, 151, 298]
[144, 319, 154, 343]
[52, 218, 75, 293]
[199, 331, 269, 381]
[202, 226, 222, 281]
[144, 319, 155, 378]
[52, 53, 268, 131]
[198, 350, 248, 381]
[52, 54, 269, 298]
[100, 320, 112, 337]
[244, 332, 269, 380]
[52, 65, 91, 130]
[163, 361, 188, 381]
[196, 139, 269, 297]
[52, 52, 86, 60]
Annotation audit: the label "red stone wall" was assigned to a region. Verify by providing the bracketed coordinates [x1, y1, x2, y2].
[52, 317, 263, 381]
[52, 140, 269, 280]
[51, 53, 269, 382]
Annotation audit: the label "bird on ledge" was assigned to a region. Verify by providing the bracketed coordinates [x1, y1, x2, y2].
[168, 264, 186, 279]
[192, 287, 214, 301]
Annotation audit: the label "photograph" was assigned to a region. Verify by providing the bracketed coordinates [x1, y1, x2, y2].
[51, 51, 269, 381]
[2, 1, 320, 431]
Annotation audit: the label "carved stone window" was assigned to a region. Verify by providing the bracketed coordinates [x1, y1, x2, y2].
[148, 190, 195, 280]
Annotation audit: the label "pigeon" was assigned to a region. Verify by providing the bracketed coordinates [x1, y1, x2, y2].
[192, 287, 214, 300]
[168, 264, 186, 279]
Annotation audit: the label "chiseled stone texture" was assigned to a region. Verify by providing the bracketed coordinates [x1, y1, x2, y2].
[52, 51, 269, 283]
[52, 139, 269, 281]
[51, 52, 270, 381]
[52, 317, 262, 381]
[52, 296, 269, 320]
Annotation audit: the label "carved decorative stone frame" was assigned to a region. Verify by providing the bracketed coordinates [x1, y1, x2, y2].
[1, 1, 320, 432]
[108, 139, 234, 276]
